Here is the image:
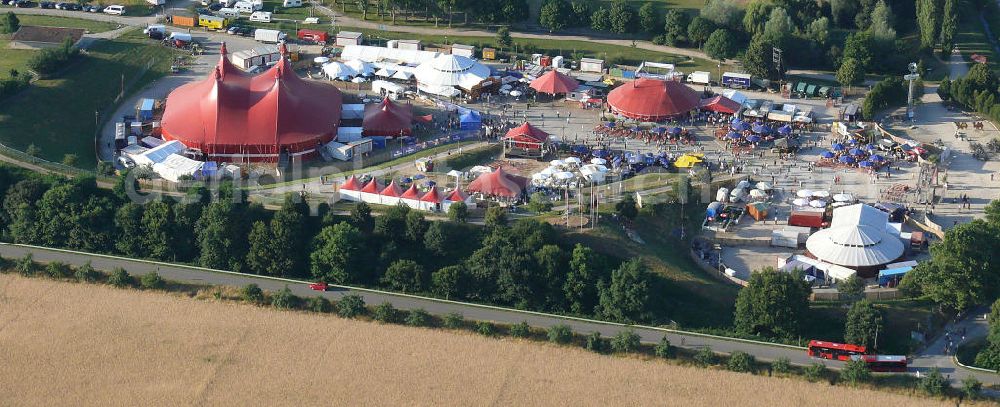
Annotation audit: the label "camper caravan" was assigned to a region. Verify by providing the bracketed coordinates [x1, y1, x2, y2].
[233, 1, 254, 12]
[282, 0, 301, 6]
[249, 11, 272, 22]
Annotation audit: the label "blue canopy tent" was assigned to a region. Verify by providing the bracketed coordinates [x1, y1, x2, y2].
[653, 127, 667, 134]
[850, 148, 866, 156]
[737, 121, 751, 132]
[832, 143, 845, 151]
[726, 131, 741, 140]
[593, 149, 609, 158]
[572, 145, 590, 155]
[870, 154, 885, 161]
[859, 160, 874, 168]
[747, 135, 761, 143]
[777, 124, 792, 135]
[459, 110, 482, 130]
[671, 127, 682, 135]
[878, 266, 912, 286]
[839, 155, 856, 164]
[752, 123, 766, 134]
[821, 151, 836, 158]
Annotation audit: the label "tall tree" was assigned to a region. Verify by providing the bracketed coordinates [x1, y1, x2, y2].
[908, 220, 1000, 309]
[196, 201, 243, 271]
[404, 210, 428, 243]
[246, 221, 273, 275]
[700, 0, 743, 29]
[432, 264, 465, 299]
[663, 9, 689, 46]
[423, 221, 451, 256]
[939, 0, 958, 55]
[141, 201, 173, 260]
[607, 0, 636, 34]
[539, 0, 572, 32]
[867, 0, 896, 48]
[806, 17, 830, 45]
[734, 268, 811, 338]
[829, 0, 857, 27]
[382, 259, 426, 292]
[844, 300, 883, 349]
[704, 28, 738, 61]
[349, 201, 374, 234]
[742, 0, 772, 36]
[310, 222, 363, 283]
[842, 32, 874, 70]
[597, 259, 651, 323]
[171, 202, 202, 262]
[1, 12, 17, 34]
[836, 57, 864, 93]
[114, 203, 145, 257]
[761, 7, 793, 49]
[564, 243, 601, 314]
[916, 0, 943, 50]
[495, 25, 513, 50]
[535, 244, 568, 311]
[687, 16, 715, 48]
[638, 2, 661, 34]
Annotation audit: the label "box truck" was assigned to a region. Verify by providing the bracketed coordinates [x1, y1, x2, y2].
[254, 28, 286, 43]
[722, 72, 752, 89]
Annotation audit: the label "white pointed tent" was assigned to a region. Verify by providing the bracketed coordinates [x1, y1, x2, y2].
[322, 62, 357, 79]
[805, 204, 904, 268]
[414, 54, 490, 95]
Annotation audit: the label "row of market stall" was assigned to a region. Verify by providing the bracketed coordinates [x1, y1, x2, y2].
[338, 175, 474, 212]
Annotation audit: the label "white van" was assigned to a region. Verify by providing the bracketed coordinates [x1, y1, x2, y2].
[282, 0, 301, 7]
[249, 10, 271, 22]
[218, 7, 238, 18]
[103, 4, 125, 15]
[233, 1, 254, 13]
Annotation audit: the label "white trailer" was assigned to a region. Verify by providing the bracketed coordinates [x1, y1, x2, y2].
[580, 57, 604, 73]
[687, 71, 711, 85]
[254, 29, 286, 43]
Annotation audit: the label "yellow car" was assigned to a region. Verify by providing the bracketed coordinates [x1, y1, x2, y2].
[673, 153, 704, 168]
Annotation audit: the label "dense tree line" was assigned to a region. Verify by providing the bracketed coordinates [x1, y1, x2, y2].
[0, 167, 657, 324]
[860, 76, 906, 119]
[27, 37, 81, 76]
[938, 64, 1000, 127]
[343, 0, 530, 27]
[974, 299, 1000, 370]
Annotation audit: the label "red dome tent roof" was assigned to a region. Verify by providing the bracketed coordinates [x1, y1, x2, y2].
[445, 188, 468, 202]
[160, 43, 343, 162]
[360, 178, 383, 194]
[420, 186, 442, 203]
[504, 122, 549, 144]
[607, 78, 700, 121]
[400, 184, 422, 200]
[529, 70, 579, 95]
[380, 180, 403, 197]
[699, 95, 741, 114]
[466, 167, 529, 198]
[362, 97, 413, 137]
[340, 175, 361, 191]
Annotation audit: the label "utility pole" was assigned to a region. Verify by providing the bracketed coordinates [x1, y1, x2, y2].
[905, 62, 920, 121]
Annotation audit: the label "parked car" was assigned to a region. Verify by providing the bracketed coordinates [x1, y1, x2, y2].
[195, 7, 211, 14]
[39, 1, 54, 8]
[63, 2, 81, 9]
[308, 282, 328, 291]
[14, 1, 36, 8]
[240, 27, 255, 37]
[86, 5, 100, 12]
[102, 4, 123, 14]
[208, 3, 221, 10]
[226, 25, 241, 35]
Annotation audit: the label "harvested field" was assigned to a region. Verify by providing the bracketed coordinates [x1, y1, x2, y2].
[0, 274, 952, 406]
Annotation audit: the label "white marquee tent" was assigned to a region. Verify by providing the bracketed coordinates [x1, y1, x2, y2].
[414, 54, 490, 94]
[322, 62, 357, 79]
[805, 204, 904, 268]
[341, 45, 440, 65]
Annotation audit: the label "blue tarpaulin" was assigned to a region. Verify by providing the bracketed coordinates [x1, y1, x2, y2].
[138, 98, 155, 121]
[878, 266, 912, 285]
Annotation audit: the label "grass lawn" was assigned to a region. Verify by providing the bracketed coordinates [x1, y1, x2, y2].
[954, 0, 1000, 73]
[0, 29, 178, 168]
[13, 13, 122, 33]
[0, 40, 36, 77]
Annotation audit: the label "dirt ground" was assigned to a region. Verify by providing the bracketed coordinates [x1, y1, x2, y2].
[0, 274, 955, 407]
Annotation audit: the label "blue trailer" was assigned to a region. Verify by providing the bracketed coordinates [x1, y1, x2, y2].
[722, 72, 752, 89]
[137, 98, 155, 121]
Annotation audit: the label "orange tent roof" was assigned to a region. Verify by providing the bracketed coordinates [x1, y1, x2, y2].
[530, 70, 579, 94]
[340, 175, 360, 191]
[360, 178, 383, 194]
[445, 188, 468, 202]
[420, 186, 443, 203]
[380, 180, 403, 197]
[400, 184, 421, 199]
[504, 122, 549, 143]
[466, 167, 529, 198]
[607, 78, 700, 121]
[362, 97, 413, 137]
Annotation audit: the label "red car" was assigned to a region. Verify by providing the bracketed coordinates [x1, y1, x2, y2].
[308, 282, 328, 291]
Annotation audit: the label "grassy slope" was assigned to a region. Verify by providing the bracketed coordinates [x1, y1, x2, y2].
[0, 40, 36, 77]
[955, 0, 1000, 73]
[13, 13, 122, 33]
[0, 29, 177, 168]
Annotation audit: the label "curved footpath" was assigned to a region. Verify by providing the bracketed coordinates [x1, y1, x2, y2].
[3, 242, 999, 386]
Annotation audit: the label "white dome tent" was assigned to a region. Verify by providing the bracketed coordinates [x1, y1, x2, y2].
[805, 204, 904, 269]
[344, 59, 376, 76]
[414, 54, 490, 96]
[322, 62, 357, 80]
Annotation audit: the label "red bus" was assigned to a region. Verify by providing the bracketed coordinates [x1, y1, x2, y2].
[807, 340, 867, 361]
[852, 355, 909, 372]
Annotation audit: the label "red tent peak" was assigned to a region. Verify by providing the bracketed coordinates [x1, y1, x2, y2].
[420, 186, 442, 203]
[445, 188, 468, 202]
[340, 175, 360, 191]
[220, 42, 228, 55]
[504, 122, 549, 143]
[381, 180, 403, 197]
[360, 178, 383, 194]
[400, 184, 421, 199]
[278, 42, 288, 56]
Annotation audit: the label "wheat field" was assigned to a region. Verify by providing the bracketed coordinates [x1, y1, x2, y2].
[0, 274, 956, 406]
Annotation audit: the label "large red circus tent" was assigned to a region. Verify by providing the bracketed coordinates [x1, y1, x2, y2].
[607, 78, 700, 121]
[466, 167, 529, 199]
[362, 97, 413, 137]
[699, 95, 741, 114]
[160, 43, 343, 162]
[530, 70, 579, 95]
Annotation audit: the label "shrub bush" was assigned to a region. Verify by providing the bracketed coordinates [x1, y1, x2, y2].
[337, 294, 366, 318]
[240, 284, 264, 304]
[509, 321, 531, 338]
[405, 308, 431, 327]
[476, 321, 496, 336]
[74, 261, 99, 283]
[771, 357, 791, 375]
[372, 302, 398, 323]
[443, 312, 464, 328]
[839, 359, 871, 385]
[108, 267, 132, 288]
[726, 351, 756, 373]
[585, 332, 607, 353]
[803, 363, 827, 382]
[307, 296, 332, 313]
[547, 324, 573, 344]
[920, 367, 947, 396]
[694, 347, 718, 366]
[15, 254, 35, 276]
[139, 272, 165, 290]
[45, 262, 71, 278]
[654, 336, 672, 358]
[271, 286, 299, 309]
[610, 330, 641, 353]
[27, 37, 80, 76]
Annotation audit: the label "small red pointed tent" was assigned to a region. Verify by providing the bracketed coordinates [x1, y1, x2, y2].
[363, 97, 413, 137]
[420, 186, 442, 203]
[445, 188, 468, 202]
[400, 184, 422, 200]
[340, 175, 361, 191]
[530, 70, 579, 95]
[380, 180, 403, 197]
[360, 178, 383, 194]
[699, 95, 741, 114]
[466, 167, 529, 198]
[504, 122, 549, 143]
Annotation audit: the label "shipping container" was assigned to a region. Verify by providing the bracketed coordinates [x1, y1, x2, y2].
[788, 210, 826, 228]
[171, 15, 196, 27]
